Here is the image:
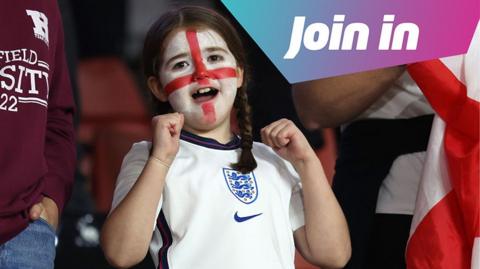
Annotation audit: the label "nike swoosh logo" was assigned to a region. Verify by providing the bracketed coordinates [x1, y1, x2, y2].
[234, 211, 263, 222]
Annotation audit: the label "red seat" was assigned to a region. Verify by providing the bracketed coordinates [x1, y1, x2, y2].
[76, 57, 152, 211]
[77, 57, 150, 144]
[92, 123, 151, 213]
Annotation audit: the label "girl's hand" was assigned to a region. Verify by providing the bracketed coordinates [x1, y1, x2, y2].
[151, 112, 184, 165]
[261, 119, 317, 167]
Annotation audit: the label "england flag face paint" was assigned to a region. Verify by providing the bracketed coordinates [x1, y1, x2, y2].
[159, 28, 241, 129]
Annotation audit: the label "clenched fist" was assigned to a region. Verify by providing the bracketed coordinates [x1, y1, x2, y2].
[261, 119, 317, 167]
[151, 112, 184, 165]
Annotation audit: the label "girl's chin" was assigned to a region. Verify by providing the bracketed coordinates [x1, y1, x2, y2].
[183, 116, 219, 129]
[180, 108, 231, 130]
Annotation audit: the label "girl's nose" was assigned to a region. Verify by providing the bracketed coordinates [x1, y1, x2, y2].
[193, 70, 210, 84]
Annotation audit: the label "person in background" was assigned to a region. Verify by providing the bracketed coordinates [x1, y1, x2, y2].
[0, 1, 76, 268]
[292, 66, 434, 269]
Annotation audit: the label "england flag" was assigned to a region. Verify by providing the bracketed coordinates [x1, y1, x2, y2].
[406, 21, 479, 269]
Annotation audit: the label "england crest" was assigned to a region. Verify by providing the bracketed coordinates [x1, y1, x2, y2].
[223, 168, 258, 204]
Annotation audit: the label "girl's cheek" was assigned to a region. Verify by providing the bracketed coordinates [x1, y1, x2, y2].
[168, 91, 187, 111]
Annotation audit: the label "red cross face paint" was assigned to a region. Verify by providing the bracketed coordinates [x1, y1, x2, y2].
[159, 29, 240, 128]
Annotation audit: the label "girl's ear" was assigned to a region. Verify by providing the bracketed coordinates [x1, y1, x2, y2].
[236, 67, 244, 88]
[147, 76, 168, 102]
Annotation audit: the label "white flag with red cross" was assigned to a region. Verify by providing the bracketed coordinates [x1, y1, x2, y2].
[406, 21, 479, 269]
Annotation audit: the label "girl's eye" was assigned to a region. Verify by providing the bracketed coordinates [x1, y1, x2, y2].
[207, 54, 224, 63]
[172, 61, 189, 70]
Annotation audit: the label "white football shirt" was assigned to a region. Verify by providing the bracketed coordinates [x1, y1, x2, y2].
[111, 131, 305, 269]
[354, 73, 433, 215]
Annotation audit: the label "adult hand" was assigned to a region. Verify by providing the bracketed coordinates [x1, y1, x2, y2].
[150, 112, 184, 165]
[29, 196, 59, 230]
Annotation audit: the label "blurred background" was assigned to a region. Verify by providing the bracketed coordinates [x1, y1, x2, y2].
[57, 0, 338, 268]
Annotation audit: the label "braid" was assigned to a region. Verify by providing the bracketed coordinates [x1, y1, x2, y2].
[232, 85, 257, 173]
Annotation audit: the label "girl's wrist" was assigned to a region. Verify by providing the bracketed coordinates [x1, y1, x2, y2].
[291, 150, 319, 172]
[151, 148, 175, 164]
[149, 155, 171, 168]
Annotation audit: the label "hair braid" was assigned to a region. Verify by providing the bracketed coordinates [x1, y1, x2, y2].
[232, 85, 257, 173]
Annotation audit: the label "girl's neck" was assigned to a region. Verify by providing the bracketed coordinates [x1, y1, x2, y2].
[182, 122, 233, 144]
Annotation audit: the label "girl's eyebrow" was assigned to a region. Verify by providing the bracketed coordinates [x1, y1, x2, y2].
[164, 47, 229, 67]
[205, 47, 229, 53]
[165, 52, 189, 67]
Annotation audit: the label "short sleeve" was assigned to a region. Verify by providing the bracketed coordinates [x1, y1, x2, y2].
[282, 160, 305, 232]
[110, 141, 163, 231]
[289, 181, 305, 231]
[110, 141, 150, 211]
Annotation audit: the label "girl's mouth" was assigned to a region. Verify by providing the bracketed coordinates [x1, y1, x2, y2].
[192, 87, 219, 103]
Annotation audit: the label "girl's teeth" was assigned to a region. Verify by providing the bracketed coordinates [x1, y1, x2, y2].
[198, 88, 210, 94]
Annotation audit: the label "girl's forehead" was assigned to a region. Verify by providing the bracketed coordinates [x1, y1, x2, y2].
[163, 28, 230, 57]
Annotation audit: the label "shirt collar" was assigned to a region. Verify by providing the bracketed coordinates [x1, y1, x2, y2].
[180, 130, 241, 150]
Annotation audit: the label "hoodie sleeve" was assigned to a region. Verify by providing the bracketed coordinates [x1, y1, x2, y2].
[42, 4, 76, 214]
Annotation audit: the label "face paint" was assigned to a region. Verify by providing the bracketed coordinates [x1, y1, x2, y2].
[159, 29, 240, 129]
[162, 29, 238, 96]
[186, 30, 209, 86]
[201, 102, 216, 124]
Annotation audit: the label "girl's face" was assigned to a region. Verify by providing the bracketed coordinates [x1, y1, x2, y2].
[158, 28, 243, 131]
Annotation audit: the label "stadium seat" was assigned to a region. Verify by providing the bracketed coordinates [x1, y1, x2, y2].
[77, 57, 150, 144]
[92, 122, 151, 212]
[76, 57, 151, 211]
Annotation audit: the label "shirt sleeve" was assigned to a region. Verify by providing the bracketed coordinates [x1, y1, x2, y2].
[289, 181, 305, 231]
[110, 142, 163, 231]
[42, 5, 76, 214]
[282, 160, 305, 232]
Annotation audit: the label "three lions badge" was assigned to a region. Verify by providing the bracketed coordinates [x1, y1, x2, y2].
[223, 168, 258, 204]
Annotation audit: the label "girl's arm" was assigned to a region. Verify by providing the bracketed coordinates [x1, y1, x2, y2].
[101, 113, 184, 268]
[261, 119, 351, 268]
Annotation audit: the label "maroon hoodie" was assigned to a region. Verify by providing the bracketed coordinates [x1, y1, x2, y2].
[0, 0, 76, 244]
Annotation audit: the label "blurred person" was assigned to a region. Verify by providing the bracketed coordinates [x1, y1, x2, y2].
[0, 0, 76, 269]
[101, 6, 350, 269]
[292, 67, 434, 269]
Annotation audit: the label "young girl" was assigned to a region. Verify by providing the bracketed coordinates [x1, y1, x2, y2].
[101, 6, 350, 269]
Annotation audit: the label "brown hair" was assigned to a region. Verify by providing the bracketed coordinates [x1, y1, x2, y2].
[142, 6, 257, 173]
